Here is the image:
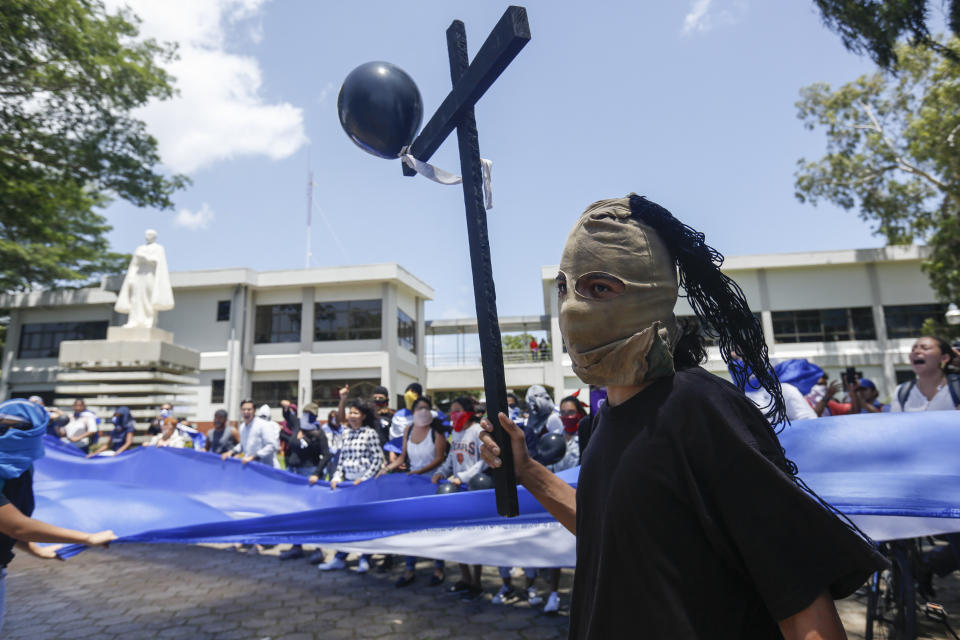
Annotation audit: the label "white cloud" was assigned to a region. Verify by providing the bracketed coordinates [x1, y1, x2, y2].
[106, 0, 307, 174]
[681, 0, 746, 35]
[174, 203, 215, 230]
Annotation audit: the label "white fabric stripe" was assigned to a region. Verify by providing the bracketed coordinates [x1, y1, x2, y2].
[849, 514, 960, 542]
[331, 521, 576, 568]
[399, 150, 494, 210]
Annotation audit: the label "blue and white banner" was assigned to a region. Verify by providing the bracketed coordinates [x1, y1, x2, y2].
[33, 410, 960, 565]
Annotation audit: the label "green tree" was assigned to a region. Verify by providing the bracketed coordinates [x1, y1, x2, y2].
[795, 38, 960, 305]
[813, 0, 960, 67]
[502, 333, 536, 353]
[0, 0, 187, 293]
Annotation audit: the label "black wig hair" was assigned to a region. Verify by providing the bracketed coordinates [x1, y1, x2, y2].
[628, 194, 787, 428]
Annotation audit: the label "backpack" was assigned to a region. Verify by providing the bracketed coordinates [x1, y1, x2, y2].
[897, 373, 960, 408]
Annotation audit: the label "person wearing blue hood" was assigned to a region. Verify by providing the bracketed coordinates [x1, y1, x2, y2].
[87, 406, 136, 457]
[0, 399, 116, 632]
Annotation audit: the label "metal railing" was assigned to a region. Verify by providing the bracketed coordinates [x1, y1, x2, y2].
[427, 347, 554, 368]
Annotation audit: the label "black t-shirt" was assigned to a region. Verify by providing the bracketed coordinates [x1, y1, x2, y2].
[570, 367, 886, 640]
[0, 469, 35, 568]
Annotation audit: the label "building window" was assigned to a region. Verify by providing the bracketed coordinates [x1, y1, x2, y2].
[255, 304, 302, 343]
[398, 309, 416, 353]
[311, 379, 380, 406]
[314, 300, 382, 341]
[250, 380, 298, 407]
[211, 379, 225, 404]
[883, 304, 947, 339]
[18, 321, 108, 358]
[216, 300, 231, 322]
[772, 307, 876, 343]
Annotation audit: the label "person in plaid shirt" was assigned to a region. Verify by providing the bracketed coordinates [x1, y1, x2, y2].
[318, 386, 384, 574]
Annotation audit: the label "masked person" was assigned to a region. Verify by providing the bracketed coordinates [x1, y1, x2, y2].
[86, 406, 136, 457]
[279, 402, 330, 561]
[0, 400, 116, 634]
[479, 195, 886, 640]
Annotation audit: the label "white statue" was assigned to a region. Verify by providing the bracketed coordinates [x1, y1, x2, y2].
[114, 229, 174, 328]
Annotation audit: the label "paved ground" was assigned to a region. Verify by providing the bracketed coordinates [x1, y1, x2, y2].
[4, 544, 960, 639]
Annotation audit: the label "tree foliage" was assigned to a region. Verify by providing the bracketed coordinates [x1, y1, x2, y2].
[0, 0, 187, 293]
[795, 38, 960, 303]
[813, 0, 960, 67]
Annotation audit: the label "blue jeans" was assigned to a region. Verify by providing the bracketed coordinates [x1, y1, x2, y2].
[405, 556, 445, 571]
[287, 465, 314, 478]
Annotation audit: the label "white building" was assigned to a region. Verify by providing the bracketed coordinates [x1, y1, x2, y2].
[0, 264, 433, 424]
[0, 245, 948, 422]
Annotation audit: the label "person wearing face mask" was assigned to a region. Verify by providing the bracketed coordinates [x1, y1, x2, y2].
[388, 383, 425, 458]
[431, 396, 486, 599]
[379, 396, 448, 587]
[86, 406, 136, 457]
[317, 387, 384, 574]
[478, 195, 886, 640]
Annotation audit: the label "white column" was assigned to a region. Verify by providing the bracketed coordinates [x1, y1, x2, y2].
[416, 296, 427, 386]
[381, 283, 399, 396]
[298, 287, 315, 407]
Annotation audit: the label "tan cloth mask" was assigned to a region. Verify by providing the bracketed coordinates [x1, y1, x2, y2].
[558, 196, 679, 387]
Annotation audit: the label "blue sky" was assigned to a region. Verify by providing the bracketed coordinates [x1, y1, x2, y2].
[104, 0, 884, 322]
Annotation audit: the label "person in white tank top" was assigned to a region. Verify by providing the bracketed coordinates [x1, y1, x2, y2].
[891, 336, 960, 413]
[378, 397, 448, 587]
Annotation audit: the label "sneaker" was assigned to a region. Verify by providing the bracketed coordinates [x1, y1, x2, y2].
[318, 557, 346, 571]
[428, 572, 445, 587]
[395, 573, 415, 588]
[446, 580, 471, 595]
[492, 585, 516, 604]
[543, 591, 560, 613]
[377, 555, 394, 573]
[279, 547, 304, 560]
[235, 543, 253, 552]
[526, 586, 543, 606]
[356, 557, 370, 573]
[308, 550, 325, 565]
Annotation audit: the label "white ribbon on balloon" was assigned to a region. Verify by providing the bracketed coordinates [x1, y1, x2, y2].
[399, 147, 493, 210]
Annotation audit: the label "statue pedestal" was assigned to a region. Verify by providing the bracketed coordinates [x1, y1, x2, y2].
[106, 326, 174, 343]
[56, 327, 200, 424]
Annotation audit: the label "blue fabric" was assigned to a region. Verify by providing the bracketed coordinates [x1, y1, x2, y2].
[30, 410, 960, 559]
[773, 359, 824, 396]
[0, 400, 47, 480]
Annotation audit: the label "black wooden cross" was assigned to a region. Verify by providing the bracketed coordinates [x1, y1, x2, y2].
[404, 6, 530, 517]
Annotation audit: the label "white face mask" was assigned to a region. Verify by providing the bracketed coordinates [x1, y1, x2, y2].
[558, 196, 678, 387]
[413, 408, 432, 427]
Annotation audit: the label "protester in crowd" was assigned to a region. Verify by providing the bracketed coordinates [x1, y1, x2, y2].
[379, 396, 447, 587]
[86, 406, 135, 457]
[529, 336, 539, 360]
[255, 405, 283, 467]
[853, 379, 885, 413]
[279, 402, 330, 561]
[223, 400, 277, 467]
[45, 406, 69, 438]
[746, 381, 817, 422]
[320, 409, 344, 480]
[205, 409, 240, 455]
[891, 335, 960, 412]
[371, 385, 394, 447]
[523, 386, 563, 464]
[278, 399, 298, 463]
[506, 393, 523, 422]
[388, 382, 424, 461]
[478, 194, 884, 638]
[148, 402, 173, 435]
[432, 396, 486, 599]
[805, 375, 838, 416]
[539, 338, 550, 361]
[0, 399, 116, 633]
[62, 399, 98, 454]
[146, 417, 186, 448]
[317, 387, 383, 573]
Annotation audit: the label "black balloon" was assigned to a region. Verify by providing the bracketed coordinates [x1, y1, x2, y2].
[537, 432, 566, 466]
[338, 61, 423, 159]
[467, 472, 495, 492]
[435, 482, 460, 495]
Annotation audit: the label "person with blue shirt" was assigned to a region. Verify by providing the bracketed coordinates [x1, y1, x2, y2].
[87, 406, 136, 457]
[0, 399, 116, 633]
